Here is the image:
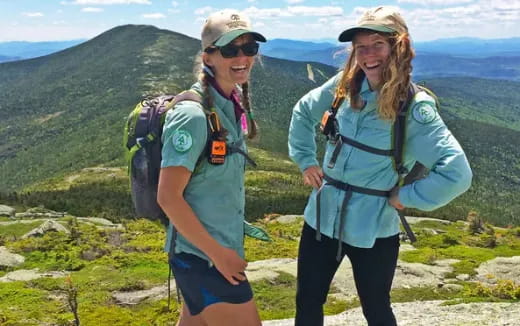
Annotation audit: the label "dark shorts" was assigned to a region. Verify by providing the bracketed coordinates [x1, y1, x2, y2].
[170, 252, 253, 316]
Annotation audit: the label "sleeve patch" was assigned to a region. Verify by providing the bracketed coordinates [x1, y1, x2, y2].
[412, 104, 437, 124]
[172, 130, 193, 152]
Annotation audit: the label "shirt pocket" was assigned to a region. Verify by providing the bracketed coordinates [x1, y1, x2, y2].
[358, 116, 392, 151]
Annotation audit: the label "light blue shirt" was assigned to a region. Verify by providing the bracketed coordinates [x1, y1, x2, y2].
[161, 81, 247, 262]
[288, 73, 472, 248]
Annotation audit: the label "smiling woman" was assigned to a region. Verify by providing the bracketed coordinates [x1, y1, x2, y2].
[288, 6, 472, 326]
[156, 9, 266, 326]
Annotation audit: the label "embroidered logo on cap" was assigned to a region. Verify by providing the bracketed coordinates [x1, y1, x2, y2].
[227, 14, 247, 28]
[172, 130, 193, 152]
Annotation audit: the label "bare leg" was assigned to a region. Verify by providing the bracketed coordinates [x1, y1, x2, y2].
[177, 304, 207, 326]
[199, 298, 261, 326]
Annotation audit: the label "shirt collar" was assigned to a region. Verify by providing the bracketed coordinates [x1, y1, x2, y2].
[359, 77, 377, 112]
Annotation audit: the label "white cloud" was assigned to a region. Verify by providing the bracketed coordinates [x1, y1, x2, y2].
[244, 6, 342, 19]
[400, 0, 520, 40]
[168, 9, 181, 14]
[82, 7, 104, 12]
[142, 13, 166, 19]
[172, 1, 179, 7]
[194, 6, 214, 16]
[247, 0, 257, 3]
[22, 12, 44, 17]
[70, 0, 151, 5]
[286, 0, 304, 4]
[244, 7, 291, 18]
[398, 0, 473, 5]
[288, 6, 343, 16]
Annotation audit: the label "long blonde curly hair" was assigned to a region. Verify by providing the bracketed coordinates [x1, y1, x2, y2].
[334, 32, 415, 121]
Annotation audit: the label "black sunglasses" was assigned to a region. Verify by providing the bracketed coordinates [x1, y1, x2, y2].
[206, 42, 259, 58]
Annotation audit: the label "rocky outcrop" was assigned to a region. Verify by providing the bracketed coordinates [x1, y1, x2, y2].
[0, 269, 67, 282]
[0, 204, 15, 218]
[476, 256, 520, 285]
[0, 246, 25, 268]
[112, 284, 171, 305]
[262, 300, 520, 326]
[21, 220, 70, 238]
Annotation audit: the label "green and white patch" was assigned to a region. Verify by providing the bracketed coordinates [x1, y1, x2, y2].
[412, 104, 437, 124]
[172, 129, 193, 152]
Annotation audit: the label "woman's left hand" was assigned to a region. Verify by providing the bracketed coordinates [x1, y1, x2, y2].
[389, 186, 404, 210]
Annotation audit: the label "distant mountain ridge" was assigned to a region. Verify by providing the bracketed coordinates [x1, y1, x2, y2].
[261, 38, 520, 81]
[0, 40, 85, 62]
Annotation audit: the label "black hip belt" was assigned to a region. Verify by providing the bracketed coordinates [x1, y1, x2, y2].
[316, 174, 392, 261]
[316, 173, 415, 261]
[322, 174, 390, 197]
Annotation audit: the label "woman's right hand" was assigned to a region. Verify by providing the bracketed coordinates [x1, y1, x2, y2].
[303, 165, 324, 189]
[211, 246, 248, 285]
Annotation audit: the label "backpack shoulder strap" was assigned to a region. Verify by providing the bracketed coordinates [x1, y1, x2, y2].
[170, 90, 204, 109]
[392, 82, 421, 184]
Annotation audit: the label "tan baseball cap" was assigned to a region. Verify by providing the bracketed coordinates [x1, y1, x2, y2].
[338, 6, 408, 42]
[201, 10, 266, 50]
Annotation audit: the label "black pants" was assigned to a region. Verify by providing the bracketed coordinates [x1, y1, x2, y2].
[295, 223, 400, 326]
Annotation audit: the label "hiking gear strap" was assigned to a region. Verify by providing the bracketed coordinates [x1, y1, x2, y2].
[393, 84, 419, 186]
[316, 173, 393, 261]
[320, 95, 345, 144]
[398, 211, 417, 242]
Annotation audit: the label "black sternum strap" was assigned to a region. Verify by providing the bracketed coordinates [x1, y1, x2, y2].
[226, 138, 257, 167]
[340, 135, 394, 156]
[327, 134, 393, 169]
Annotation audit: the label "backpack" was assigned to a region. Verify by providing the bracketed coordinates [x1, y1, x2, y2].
[320, 82, 440, 242]
[123, 90, 263, 226]
[123, 91, 204, 227]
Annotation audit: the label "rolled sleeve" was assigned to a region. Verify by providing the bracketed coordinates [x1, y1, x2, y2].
[161, 102, 208, 172]
[399, 101, 473, 211]
[288, 74, 340, 172]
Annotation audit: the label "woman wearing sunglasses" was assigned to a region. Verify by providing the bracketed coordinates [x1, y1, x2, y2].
[157, 9, 265, 326]
[288, 6, 472, 326]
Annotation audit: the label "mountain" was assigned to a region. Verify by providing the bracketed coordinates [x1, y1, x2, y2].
[0, 25, 519, 226]
[0, 55, 21, 63]
[0, 25, 335, 192]
[0, 40, 85, 61]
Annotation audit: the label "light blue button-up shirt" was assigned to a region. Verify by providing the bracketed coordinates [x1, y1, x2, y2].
[288, 73, 472, 248]
[161, 81, 247, 262]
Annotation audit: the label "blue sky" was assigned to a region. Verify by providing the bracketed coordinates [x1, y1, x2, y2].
[1, 0, 519, 42]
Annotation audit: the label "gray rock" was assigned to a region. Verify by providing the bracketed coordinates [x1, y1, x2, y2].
[262, 300, 520, 326]
[405, 216, 452, 225]
[246, 258, 296, 282]
[21, 220, 70, 238]
[0, 246, 25, 267]
[439, 283, 464, 293]
[15, 212, 66, 219]
[475, 256, 520, 285]
[0, 204, 15, 218]
[456, 273, 471, 281]
[112, 284, 170, 305]
[0, 269, 67, 282]
[274, 215, 303, 224]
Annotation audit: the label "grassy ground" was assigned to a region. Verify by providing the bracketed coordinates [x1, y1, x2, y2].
[1, 215, 519, 325]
